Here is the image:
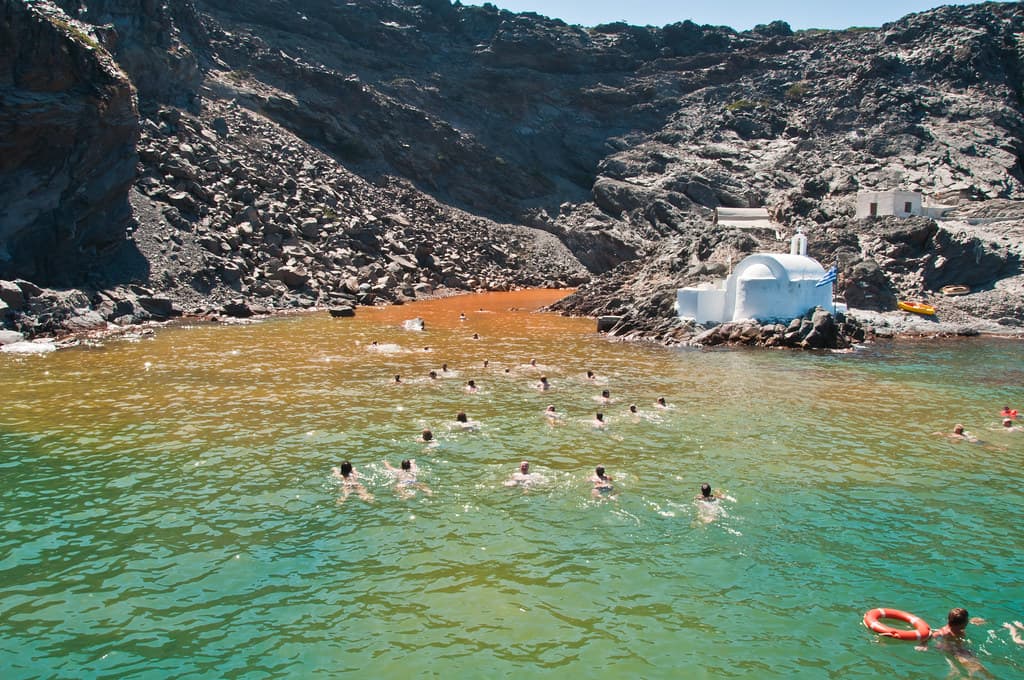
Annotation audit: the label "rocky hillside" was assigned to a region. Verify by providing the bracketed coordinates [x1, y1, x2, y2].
[1, 0, 1022, 343]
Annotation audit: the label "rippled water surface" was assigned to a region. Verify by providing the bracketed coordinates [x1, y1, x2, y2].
[2, 290, 1022, 679]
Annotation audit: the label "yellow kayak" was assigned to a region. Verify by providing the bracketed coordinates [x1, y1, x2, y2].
[897, 300, 936, 316]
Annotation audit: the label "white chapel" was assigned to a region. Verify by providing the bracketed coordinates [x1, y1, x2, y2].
[676, 230, 834, 325]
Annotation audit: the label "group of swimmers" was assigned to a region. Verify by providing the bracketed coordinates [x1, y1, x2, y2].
[941, 405, 1022, 442]
[353, 333, 695, 502]
[335, 454, 723, 508]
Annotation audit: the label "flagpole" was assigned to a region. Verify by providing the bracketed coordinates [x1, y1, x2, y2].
[832, 261, 837, 316]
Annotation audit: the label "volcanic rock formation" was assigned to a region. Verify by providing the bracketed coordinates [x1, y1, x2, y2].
[1, 0, 1022, 344]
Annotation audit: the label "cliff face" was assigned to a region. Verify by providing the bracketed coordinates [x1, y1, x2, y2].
[0, 0, 138, 284]
[1, 0, 1022, 340]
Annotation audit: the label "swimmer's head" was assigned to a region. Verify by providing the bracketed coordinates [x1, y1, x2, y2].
[520, 461, 529, 473]
[340, 461, 353, 477]
[467, 380, 475, 387]
[602, 389, 610, 398]
[595, 465, 606, 477]
[657, 397, 666, 406]
[947, 607, 969, 631]
[546, 404, 555, 412]
[457, 411, 468, 423]
[1004, 418, 1013, 427]
[701, 483, 712, 498]
[429, 370, 437, 379]
[401, 459, 412, 471]
[422, 429, 433, 441]
[629, 404, 637, 413]
[595, 412, 604, 421]
[953, 424, 965, 435]
[586, 370, 594, 378]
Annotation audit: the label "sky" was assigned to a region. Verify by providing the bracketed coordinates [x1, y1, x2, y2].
[461, 1, 996, 31]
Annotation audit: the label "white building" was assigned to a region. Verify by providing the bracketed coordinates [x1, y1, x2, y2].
[856, 190, 921, 218]
[676, 231, 834, 325]
[715, 207, 774, 229]
[715, 207, 784, 239]
[856, 190, 955, 219]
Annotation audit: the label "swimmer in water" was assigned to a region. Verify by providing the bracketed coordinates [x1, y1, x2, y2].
[465, 379, 479, 394]
[455, 411, 479, 430]
[393, 374, 402, 385]
[1000, 405, 1019, 419]
[383, 458, 432, 498]
[596, 389, 611, 405]
[696, 483, 719, 502]
[936, 423, 979, 443]
[586, 370, 596, 381]
[419, 428, 434, 443]
[536, 375, 551, 391]
[503, 460, 534, 488]
[590, 465, 614, 498]
[655, 397, 668, 409]
[544, 404, 563, 425]
[916, 608, 988, 675]
[428, 370, 438, 380]
[483, 359, 489, 369]
[459, 312, 467, 321]
[1000, 418, 1021, 432]
[331, 460, 374, 503]
[592, 412, 606, 429]
[471, 333, 480, 340]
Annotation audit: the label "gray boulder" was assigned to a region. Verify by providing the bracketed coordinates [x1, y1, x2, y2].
[0, 329, 25, 345]
[0, 280, 25, 310]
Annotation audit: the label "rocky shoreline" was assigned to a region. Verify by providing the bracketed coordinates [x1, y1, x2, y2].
[3, 273, 1019, 356]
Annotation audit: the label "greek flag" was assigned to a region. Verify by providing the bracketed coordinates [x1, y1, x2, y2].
[815, 265, 838, 287]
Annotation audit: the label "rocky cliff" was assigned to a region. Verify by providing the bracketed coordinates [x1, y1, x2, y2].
[1, 0, 1022, 344]
[0, 0, 138, 284]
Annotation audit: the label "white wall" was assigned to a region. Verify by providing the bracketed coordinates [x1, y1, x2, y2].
[735, 278, 831, 322]
[856, 191, 922, 218]
[677, 286, 726, 325]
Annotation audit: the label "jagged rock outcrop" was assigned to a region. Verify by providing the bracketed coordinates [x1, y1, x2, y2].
[51, 0, 203, 105]
[0, 0, 138, 283]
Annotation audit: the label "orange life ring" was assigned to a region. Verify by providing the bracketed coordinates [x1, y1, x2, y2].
[863, 608, 931, 641]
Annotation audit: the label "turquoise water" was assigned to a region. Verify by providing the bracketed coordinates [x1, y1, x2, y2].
[1, 291, 1022, 679]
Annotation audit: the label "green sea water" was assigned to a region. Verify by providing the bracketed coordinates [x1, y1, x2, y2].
[1, 290, 1022, 679]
